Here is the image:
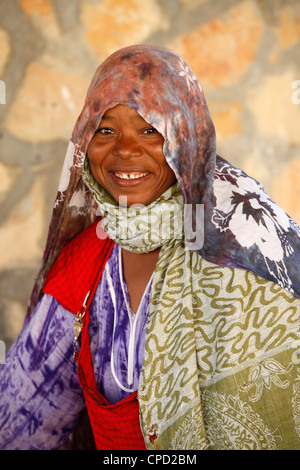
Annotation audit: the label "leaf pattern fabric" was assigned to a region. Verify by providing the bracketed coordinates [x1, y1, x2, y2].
[138, 242, 300, 449]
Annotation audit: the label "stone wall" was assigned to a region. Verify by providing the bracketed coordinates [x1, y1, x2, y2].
[0, 0, 300, 349]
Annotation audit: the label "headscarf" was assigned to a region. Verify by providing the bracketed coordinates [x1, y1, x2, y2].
[27, 44, 300, 319]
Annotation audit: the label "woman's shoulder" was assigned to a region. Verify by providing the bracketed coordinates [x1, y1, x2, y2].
[43, 219, 114, 313]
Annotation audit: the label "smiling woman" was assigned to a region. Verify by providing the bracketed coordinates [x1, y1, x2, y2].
[87, 105, 176, 206]
[0, 45, 300, 451]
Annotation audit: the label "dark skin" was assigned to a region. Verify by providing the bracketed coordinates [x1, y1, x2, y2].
[87, 105, 176, 312]
[122, 248, 160, 313]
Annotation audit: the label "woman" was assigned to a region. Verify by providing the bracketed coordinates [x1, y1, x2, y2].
[1, 44, 300, 450]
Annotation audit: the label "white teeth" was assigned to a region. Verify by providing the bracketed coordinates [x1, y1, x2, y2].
[114, 172, 149, 180]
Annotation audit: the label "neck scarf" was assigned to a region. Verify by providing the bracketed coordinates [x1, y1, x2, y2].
[82, 161, 184, 253]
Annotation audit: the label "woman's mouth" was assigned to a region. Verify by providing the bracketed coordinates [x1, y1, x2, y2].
[112, 171, 150, 180]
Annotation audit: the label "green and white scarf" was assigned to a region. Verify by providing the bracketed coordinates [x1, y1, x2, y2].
[82, 160, 185, 253]
[82, 162, 300, 450]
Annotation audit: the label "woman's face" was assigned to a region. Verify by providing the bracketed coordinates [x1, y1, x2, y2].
[87, 104, 176, 206]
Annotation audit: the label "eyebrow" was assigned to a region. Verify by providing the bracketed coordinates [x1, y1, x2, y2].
[101, 112, 146, 122]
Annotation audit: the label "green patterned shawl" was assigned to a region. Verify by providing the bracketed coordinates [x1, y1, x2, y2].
[83, 163, 300, 450]
[140, 241, 300, 450]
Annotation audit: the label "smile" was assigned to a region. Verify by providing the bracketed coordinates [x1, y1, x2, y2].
[113, 171, 149, 180]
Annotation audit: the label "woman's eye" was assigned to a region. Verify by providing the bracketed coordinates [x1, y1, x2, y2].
[98, 128, 113, 134]
[143, 128, 157, 134]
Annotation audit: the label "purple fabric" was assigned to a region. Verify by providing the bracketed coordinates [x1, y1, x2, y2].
[0, 244, 150, 449]
[90, 243, 151, 404]
[0, 295, 84, 450]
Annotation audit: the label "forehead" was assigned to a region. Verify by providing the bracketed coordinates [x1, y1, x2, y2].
[101, 104, 147, 123]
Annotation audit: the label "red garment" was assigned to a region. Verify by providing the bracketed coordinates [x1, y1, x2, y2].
[43, 220, 147, 450]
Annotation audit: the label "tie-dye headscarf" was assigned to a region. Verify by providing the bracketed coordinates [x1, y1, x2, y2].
[27, 44, 300, 317]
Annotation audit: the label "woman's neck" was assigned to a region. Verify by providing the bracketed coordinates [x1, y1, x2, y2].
[121, 248, 160, 313]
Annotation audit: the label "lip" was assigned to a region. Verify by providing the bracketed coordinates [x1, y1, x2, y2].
[110, 167, 150, 173]
[109, 168, 152, 186]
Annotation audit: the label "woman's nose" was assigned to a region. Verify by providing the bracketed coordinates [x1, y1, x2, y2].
[112, 133, 142, 159]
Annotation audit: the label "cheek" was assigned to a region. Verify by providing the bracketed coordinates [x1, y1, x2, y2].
[166, 168, 177, 187]
[87, 140, 100, 163]
[152, 153, 176, 186]
[87, 141, 106, 171]
[161, 157, 176, 182]
[86, 145, 105, 185]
